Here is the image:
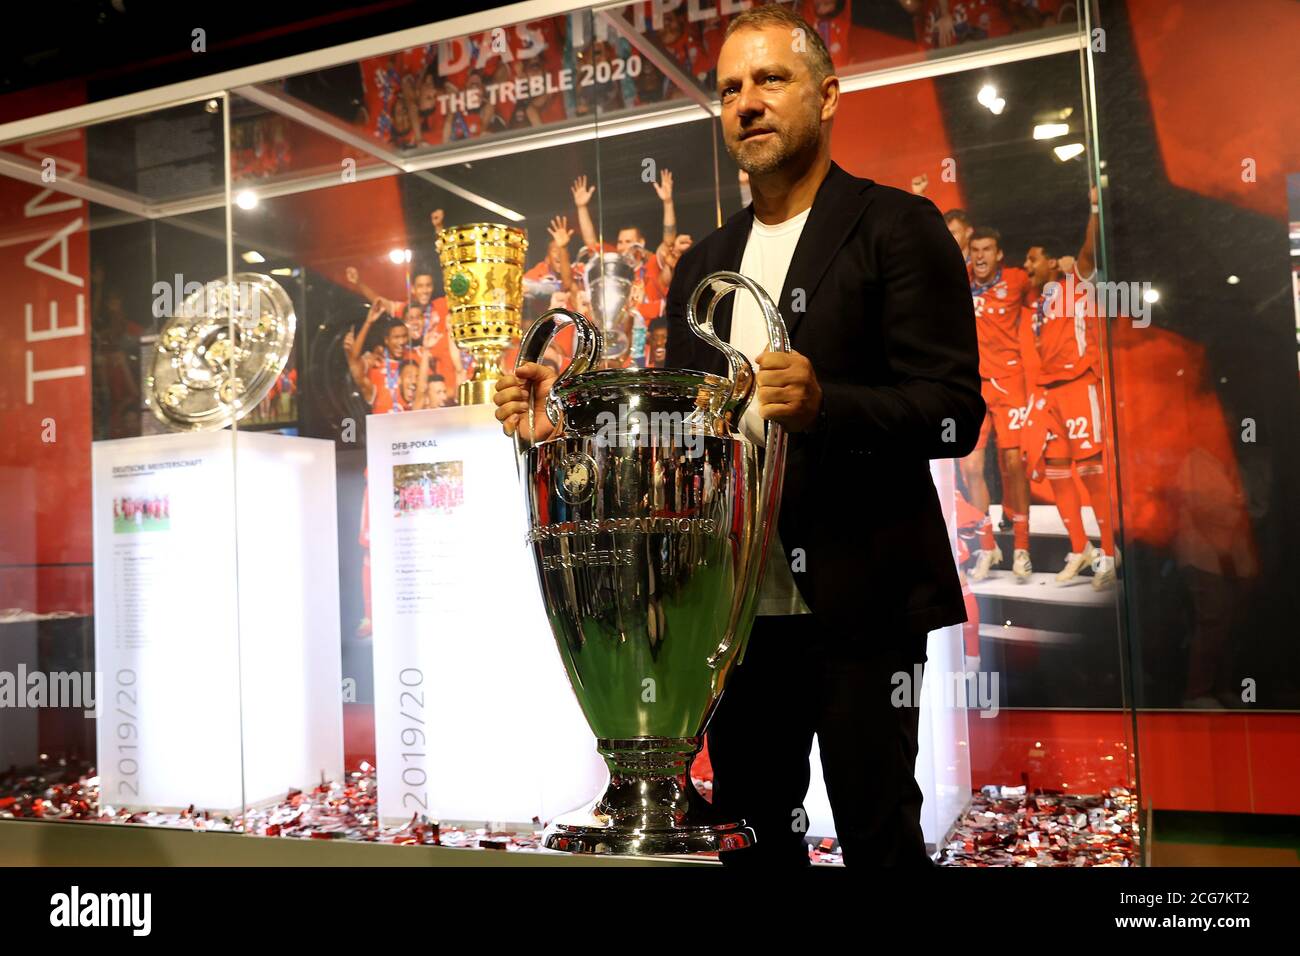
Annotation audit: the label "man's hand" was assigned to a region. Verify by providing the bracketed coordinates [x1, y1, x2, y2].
[755, 349, 823, 433]
[652, 169, 673, 202]
[571, 175, 595, 208]
[548, 214, 574, 248]
[494, 362, 559, 442]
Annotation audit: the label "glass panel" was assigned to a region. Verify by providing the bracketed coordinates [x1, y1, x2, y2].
[2, 2, 1149, 866]
[0, 100, 244, 829]
[1090, 0, 1300, 851]
[216, 9, 616, 845]
[823, 49, 1138, 864]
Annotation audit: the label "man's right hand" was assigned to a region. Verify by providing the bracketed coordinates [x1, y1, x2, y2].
[494, 362, 559, 442]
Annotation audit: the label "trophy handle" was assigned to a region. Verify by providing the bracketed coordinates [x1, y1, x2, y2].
[686, 271, 790, 669]
[512, 307, 604, 459]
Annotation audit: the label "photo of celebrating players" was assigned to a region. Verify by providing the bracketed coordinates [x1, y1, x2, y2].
[112, 494, 171, 534]
[946, 187, 1115, 592]
[392, 462, 464, 518]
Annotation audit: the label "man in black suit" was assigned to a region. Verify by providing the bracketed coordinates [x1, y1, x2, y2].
[497, 5, 981, 866]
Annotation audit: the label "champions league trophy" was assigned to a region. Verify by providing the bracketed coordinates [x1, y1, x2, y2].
[512, 271, 789, 855]
[584, 252, 637, 367]
[146, 272, 295, 430]
[436, 222, 528, 406]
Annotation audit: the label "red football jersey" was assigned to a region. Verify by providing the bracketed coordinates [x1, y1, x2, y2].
[801, 0, 857, 67]
[1027, 267, 1101, 386]
[421, 297, 461, 385]
[972, 265, 1031, 379]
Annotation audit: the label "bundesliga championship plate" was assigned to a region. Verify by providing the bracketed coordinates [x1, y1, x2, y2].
[145, 272, 295, 431]
[512, 271, 789, 855]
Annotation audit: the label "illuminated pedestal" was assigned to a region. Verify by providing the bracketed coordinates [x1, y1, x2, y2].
[367, 406, 603, 826]
[91, 431, 343, 812]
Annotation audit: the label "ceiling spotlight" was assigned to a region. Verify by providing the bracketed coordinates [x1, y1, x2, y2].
[1054, 143, 1086, 162]
[1143, 287, 1160, 304]
[1034, 123, 1070, 140]
[1227, 275, 1240, 285]
[389, 248, 412, 265]
[235, 190, 259, 210]
[977, 84, 998, 107]
[270, 267, 293, 276]
[240, 250, 266, 264]
[989, 97, 1006, 115]
[204, 99, 220, 114]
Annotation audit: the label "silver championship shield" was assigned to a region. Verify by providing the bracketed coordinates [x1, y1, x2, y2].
[146, 272, 296, 430]
[513, 270, 789, 855]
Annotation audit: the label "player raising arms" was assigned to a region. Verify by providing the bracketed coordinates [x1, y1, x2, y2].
[962, 226, 1034, 582]
[1022, 188, 1116, 589]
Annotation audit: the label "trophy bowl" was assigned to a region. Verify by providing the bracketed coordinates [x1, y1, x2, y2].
[513, 271, 789, 855]
[436, 221, 527, 406]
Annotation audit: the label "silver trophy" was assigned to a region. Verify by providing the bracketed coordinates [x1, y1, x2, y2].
[584, 252, 636, 364]
[513, 271, 789, 855]
[146, 272, 295, 430]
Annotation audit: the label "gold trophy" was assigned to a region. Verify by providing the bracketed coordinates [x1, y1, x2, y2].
[436, 222, 527, 406]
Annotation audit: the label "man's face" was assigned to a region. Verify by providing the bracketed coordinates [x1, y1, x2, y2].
[392, 99, 411, 134]
[385, 324, 409, 354]
[813, 0, 839, 16]
[1023, 246, 1058, 288]
[526, 61, 551, 104]
[618, 228, 644, 260]
[947, 219, 972, 251]
[969, 237, 1002, 282]
[412, 274, 434, 306]
[672, 234, 693, 256]
[399, 365, 418, 402]
[404, 306, 423, 341]
[430, 380, 449, 407]
[649, 327, 668, 364]
[417, 72, 437, 111]
[659, 10, 684, 44]
[717, 26, 828, 176]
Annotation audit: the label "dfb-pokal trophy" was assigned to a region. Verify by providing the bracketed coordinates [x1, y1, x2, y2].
[437, 221, 527, 406]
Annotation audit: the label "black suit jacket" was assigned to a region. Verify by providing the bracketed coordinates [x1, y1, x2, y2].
[663, 162, 984, 634]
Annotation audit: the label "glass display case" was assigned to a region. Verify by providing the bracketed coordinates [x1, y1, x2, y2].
[0, 0, 1149, 865]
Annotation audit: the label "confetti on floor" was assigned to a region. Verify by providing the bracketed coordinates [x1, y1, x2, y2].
[937, 785, 1139, 866]
[2, 761, 1134, 866]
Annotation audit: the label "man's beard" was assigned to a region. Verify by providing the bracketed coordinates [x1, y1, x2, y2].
[727, 110, 820, 176]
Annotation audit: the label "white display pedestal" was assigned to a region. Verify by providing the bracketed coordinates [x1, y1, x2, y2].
[367, 406, 604, 827]
[91, 431, 343, 812]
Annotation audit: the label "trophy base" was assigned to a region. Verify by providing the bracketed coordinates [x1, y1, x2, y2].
[542, 740, 753, 856]
[457, 378, 496, 406]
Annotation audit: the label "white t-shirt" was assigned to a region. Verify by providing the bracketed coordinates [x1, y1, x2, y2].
[730, 207, 813, 617]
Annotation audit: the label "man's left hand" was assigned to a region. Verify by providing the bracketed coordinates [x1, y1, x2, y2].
[756, 349, 823, 433]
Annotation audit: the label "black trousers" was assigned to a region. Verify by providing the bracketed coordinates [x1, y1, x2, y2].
[705, 613, 932, 867]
